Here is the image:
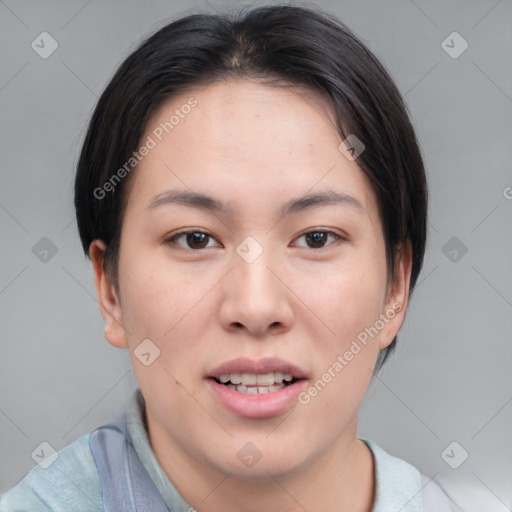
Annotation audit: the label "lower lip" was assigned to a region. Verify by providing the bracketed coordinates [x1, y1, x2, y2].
[207, 378, 307, 419]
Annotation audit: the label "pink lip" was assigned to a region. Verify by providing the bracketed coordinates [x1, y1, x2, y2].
[208, 357, 309, 380]
[206, 378, 308, 419]
[206, 357, 309, 419]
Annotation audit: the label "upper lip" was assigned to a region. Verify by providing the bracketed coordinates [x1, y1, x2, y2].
[208, 357, 309, 380]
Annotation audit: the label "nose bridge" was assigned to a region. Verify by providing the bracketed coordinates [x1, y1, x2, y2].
[233, 244, 280, 303]
[220, 238, 293, 335]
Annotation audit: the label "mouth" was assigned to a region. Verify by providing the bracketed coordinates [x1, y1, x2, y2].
[206, 357, 309, 417]
[211, 371, 300, 395]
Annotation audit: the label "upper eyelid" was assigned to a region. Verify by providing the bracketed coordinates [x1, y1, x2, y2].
[166, 228, 343, 248]
[167, 229, 222, 246]
[292, 230, 342, 246]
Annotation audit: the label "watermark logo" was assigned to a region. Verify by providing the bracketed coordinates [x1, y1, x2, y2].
[441, 236, 468, 263]
[338, 134, 365, 161]
[237, 442, 263, 468]
[32, 237, 58, 263]
[441, 32, 468, 59]
[441, 441, 469, 469]
[31, 441, 58, 469]
[31, 32, 58, 59]
[134, 338, 161, 366]
[236, 236, 264, 264]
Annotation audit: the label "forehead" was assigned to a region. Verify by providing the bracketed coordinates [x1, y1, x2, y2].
[122, 78, 377, 218]
[151, 79, 338, 160]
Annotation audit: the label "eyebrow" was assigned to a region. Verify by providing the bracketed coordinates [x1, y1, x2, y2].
[145, 189, 365, 215]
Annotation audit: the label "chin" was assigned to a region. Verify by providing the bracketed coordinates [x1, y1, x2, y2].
[206, 441, 313, 483]
[227, 459, 308, 484]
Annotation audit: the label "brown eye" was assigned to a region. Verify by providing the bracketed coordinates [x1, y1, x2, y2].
[167, 231, 220, 250]
[295, 230, 341, 249]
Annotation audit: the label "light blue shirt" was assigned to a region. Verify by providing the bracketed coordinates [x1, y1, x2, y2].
[0, 388, 461, 511]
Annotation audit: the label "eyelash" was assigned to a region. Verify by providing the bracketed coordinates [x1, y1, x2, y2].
[165, 229, 343, 250]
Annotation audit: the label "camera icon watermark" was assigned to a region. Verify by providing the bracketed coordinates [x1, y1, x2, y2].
[236, 236, 263, 264]
[31, 441, 58, 469]
[31, 32, 59, 59]
[441, 236, 468, 263]
[237, 442, 262, 468]
[32, 237, 58, 263]
[441, 441, 469, 469]
[441, 31, 468, 59]
[134, 338, 161, 366]
[338, 134, 365, 161]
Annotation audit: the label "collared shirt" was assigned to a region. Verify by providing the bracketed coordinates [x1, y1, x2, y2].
[1, 388, 462, 511]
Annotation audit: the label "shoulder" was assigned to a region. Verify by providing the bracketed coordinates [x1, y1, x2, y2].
[0, 433, 103, 512]
[420, 473, 465, 512]
[363, 440, 463, 512]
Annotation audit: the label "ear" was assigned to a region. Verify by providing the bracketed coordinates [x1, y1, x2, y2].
[89, 239, 128, 349]
[378, 242, 413, 350]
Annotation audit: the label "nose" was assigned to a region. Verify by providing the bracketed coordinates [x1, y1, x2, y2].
[218, 249, 294, 337]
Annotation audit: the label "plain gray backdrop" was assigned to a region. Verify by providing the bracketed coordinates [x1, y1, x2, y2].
[1, 0, 511, 510]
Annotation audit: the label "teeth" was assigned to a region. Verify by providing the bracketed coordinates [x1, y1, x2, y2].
[230, 373, 242, 384]
[218, 371, 295, 387]
[231, 382, 286, 395]
[256, 373, 275, 386]
[241, 373, 257, 385]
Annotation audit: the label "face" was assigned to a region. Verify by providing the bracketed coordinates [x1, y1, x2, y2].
[91, 78, 411, 482]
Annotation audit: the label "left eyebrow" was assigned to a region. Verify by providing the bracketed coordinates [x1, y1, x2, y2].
[144, 188, 365, 215]
[278, 190, 365, 216]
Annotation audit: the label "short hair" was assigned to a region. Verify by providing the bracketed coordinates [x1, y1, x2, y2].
[74, 4, 428, 371]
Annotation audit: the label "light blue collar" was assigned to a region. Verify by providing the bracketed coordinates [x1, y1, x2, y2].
[126, 389, 424, 511]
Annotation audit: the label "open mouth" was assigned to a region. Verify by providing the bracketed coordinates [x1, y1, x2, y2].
[212, 372, 300, 395]
[207, 358, 308, 417]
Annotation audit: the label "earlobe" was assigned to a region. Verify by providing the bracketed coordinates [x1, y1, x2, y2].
[89, 240, 129, 349]
[379, 243, 413, 350]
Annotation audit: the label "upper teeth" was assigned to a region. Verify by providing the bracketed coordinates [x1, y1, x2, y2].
[218, 372, 294, 386]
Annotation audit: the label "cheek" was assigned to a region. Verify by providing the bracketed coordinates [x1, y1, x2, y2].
[119, 260, 220, 416]
[296, 248, 386, 412]
[302, 256, 387, 346]
[118, 250, 215, 353]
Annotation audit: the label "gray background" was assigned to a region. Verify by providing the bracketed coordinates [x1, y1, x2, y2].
[1, 0, 511, 509]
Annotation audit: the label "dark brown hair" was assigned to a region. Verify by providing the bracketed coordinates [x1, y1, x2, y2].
[74, 4, 428, 370]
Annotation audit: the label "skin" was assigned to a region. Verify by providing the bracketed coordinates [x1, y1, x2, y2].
[90, 78, 412, 512]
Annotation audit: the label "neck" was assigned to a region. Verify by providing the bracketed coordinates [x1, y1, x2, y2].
[147, 413, 375, 512]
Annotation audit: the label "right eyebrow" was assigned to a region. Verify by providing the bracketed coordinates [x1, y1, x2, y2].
[145, 189, 234, 214]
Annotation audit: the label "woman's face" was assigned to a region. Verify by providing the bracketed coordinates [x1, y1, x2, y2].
[92, 78, 411, 480]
